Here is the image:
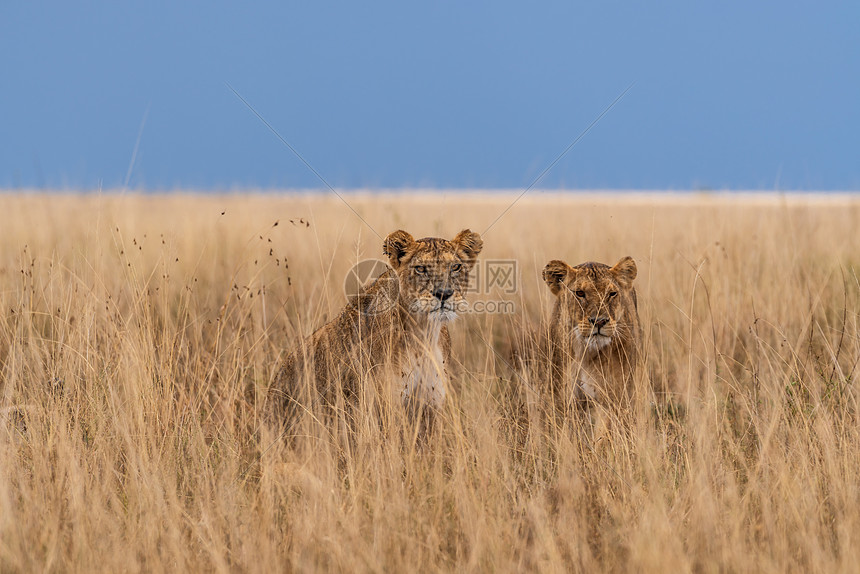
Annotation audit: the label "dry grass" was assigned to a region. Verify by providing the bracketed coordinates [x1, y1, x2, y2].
[1, 191, 859, 572]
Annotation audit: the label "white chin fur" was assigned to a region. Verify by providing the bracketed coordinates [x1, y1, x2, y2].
[430, 309, 457, 322]
[409, 298, 461, 322]
[586, 334, 612, 352]
[574, 327, 612, 353]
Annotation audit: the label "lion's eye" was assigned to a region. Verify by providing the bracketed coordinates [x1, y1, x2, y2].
[574, 290, 586, 298]
[608, 291, 618, 299]
[414, 265, 427, 275]
[450, 263, 462, 273]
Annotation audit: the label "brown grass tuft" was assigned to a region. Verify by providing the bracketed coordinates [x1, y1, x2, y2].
[1, 191, 859, 572]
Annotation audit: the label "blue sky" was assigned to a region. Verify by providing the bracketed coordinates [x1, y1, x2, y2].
[2, 2, 858, 191]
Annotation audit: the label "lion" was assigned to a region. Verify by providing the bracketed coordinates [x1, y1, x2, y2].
[267, 229, 483, 440]
[541, 256, 641, 412]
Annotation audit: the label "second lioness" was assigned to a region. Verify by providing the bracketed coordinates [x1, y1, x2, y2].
[268, 229, 483, 436]
[542, 256, 641, 411]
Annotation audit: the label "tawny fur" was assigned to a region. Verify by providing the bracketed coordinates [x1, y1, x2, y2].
[542, 256, 641, 412]
[267, 229, 483, 438]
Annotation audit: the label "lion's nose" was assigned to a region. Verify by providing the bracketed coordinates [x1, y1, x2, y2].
[434, 288, 454, 301]
[590, 316, 609, 329]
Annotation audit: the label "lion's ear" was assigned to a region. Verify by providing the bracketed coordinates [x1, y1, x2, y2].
[451, 229, 483, 266]
[542, 260, 571, 296]
[610, 256, 637, 287]
[383, 230, 414, 269]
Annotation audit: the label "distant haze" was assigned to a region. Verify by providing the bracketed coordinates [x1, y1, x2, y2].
[2, 2, 858, 191]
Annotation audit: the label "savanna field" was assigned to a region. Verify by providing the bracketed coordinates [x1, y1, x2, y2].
[1, 191, 859, 572]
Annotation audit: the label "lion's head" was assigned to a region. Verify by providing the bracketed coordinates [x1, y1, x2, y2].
[542, 256, 638, 353]
[383, 229, 483, 322]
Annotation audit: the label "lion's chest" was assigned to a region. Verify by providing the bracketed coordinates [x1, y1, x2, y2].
[564, 350, 608, 401]
[397, 343, 447, 409]
[565, 348, 630, 403]
[573, 368, 598, 400]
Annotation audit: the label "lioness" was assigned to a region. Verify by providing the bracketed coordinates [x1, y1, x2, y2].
[541, 256, 641, 411]
[268, 229, 483, 438]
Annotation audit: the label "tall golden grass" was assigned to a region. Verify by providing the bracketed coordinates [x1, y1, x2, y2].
[1, 191, 859, 572]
